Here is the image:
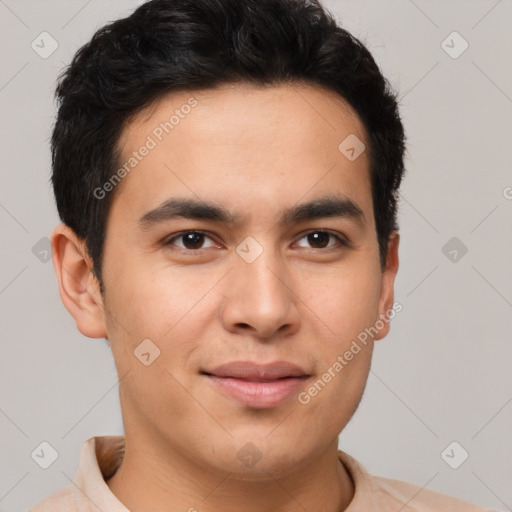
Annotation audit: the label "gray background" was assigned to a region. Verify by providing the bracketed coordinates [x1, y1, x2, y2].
[1, 0, 511, 511]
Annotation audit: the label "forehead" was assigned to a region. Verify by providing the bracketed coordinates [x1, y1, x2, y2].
[121, 81, 366, 149]
[111, 82, 372, 227]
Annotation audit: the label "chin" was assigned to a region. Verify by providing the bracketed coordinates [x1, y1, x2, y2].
[218, 452, 303, 481]
[211, 434, 309, 477]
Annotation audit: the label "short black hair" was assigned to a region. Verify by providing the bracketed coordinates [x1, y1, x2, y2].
[51, 0, 406, 295]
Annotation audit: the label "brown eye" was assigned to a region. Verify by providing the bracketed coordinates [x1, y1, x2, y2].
[295, 230, 347, 250]
[165, 231, 216, 251]
[307, 232, 330, 249]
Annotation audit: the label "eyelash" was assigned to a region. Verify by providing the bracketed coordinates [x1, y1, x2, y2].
[163, 230, 349, 253]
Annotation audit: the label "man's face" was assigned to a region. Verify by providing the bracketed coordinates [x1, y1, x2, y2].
[94, 83, 398, 474]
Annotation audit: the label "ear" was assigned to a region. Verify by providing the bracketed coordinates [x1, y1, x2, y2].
[374, 231, 400, 341]
[50, 223, 107, 339]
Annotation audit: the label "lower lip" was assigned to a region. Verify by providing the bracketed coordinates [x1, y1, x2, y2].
[204, 375, 308, 408]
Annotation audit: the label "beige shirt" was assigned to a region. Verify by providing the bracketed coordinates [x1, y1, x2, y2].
[29, 435, 494, 511]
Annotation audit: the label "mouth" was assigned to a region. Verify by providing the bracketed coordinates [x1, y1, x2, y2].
[200, 361, 310, 409]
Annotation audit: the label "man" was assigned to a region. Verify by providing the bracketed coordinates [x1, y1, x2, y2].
[30, 0, 494, 510]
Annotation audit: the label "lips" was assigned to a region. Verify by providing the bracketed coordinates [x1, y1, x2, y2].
[201, 361, 310, 408]
[202, 360, 309, 380]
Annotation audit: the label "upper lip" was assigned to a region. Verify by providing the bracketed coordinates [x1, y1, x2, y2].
[202, 361, 309, 380]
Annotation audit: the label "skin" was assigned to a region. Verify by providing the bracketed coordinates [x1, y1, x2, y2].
[51, 82, 399, 512]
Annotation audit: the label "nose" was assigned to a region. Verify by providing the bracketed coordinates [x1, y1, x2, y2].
[220, 245, 301, 340]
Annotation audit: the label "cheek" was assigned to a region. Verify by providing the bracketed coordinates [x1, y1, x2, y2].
[105, 262, 210, 423]
[103, 258, 220, 394]
[302, 260, 382, 344]
[105, 254, 213, 340]
[296, 270, 379, 426]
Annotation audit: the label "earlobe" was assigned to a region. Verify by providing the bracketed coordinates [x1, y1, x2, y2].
[50, 224, 107, 339]
[374, 231, 400, 341]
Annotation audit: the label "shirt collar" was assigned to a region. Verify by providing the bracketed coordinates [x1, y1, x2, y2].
[72, 435, 128, 512]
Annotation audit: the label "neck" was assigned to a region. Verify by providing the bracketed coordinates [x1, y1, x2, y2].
[106, 434, 355, 512]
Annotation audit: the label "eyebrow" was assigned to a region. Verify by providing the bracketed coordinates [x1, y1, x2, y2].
[137, 195, 365, 230]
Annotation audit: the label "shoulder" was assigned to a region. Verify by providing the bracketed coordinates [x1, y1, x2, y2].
[28, 435, 126, 512]
[338, 450, 496, 512]
[374, 474, 495, 511]
[28, 483, 77, 512]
